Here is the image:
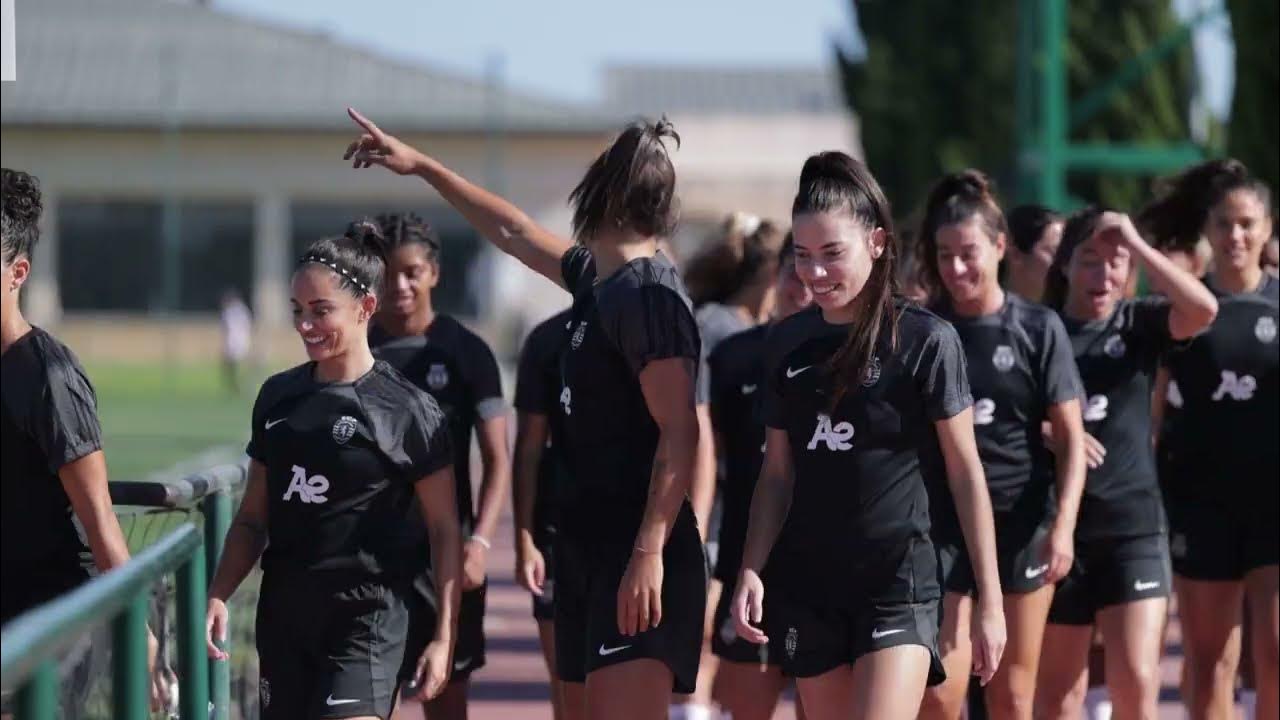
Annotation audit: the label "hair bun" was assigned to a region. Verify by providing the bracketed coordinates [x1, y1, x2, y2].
[648, 116, 681, 150]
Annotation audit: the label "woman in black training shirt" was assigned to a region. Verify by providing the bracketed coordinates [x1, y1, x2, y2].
[1032, 208, 1217, 720]
[731, 152, 1006, 720]
[344, 109, 706, 719]
[917, 171, 1087, 720]
[1140, 159, 1278, 720]
[204, 228, 464, 720]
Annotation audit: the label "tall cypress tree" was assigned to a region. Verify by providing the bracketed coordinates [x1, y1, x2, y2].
[1226, 0, 1279, 193]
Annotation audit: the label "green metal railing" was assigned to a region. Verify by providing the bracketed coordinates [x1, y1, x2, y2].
[1, 464, 244, 719]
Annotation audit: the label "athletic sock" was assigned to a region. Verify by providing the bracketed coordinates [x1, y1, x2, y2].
[669, 703, 713, 720]
[1083, 686, 1112, 720]
[1240, 689, 1256, 719]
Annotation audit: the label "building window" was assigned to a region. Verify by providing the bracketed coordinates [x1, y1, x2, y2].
[58, 200, 254, 313]
[290, 203, 481, 316]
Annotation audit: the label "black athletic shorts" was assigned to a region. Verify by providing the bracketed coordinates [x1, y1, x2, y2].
[1166, 488, 1279, 581]
[256, 572, 408, 720]
[554, 505, 707, 693]
[1048, 533, 1171, 626]
[937, 519, 1053, 596]
[401, 582, 487, 683]
[764, 536, 945, 686]
[532, 533, 556, 621]
[711, 579, 772, 665]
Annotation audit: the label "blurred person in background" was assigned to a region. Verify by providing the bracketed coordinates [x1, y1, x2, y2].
[219, 287, 253, 395]
[1004, 205, 1064, 304]
[1263, 237, 1278, 276]
[1034, 207, 1217, 720]
[677, 211, 786, 720]
[205, 225, 464, 720]
[1139, 158, 1278, 720]
[362, 212, 511, 720]
[706, 235, 811, 720]
[345, 109, 707, 720]
[917, 171, 1086, 720]
[512, 307, 573, 720]
[1, 167, 161, 716]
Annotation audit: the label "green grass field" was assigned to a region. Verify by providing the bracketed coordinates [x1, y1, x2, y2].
[87, 362, 259, 481]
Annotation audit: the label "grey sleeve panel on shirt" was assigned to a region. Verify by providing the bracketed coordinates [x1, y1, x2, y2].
[1040, 311, 1086, 405]
[459, 330, 506, 423]
[602, 284, 702, 378]
[36, 353, 103, 474]
[560, 245, 594, 293]
[914, 319, 974, 421]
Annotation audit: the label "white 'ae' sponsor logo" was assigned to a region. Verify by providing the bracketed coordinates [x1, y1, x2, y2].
[331, 415, 358, 445]
[1083, 394, 1109, 422]
[861, 356, 882, 387]
[992, 345, 1016, 373]
[426, 363, 449, 390]
[1166, 379, 1183, 409]
[283, 464, 330, 504]
[1256, 316, 1277, 344]
[807, 413, 854, 451]
[559, 386, 572, 415]
[1103, 334, 1126, 358]
[974, 398, 996, 426]
[1211, 370, 1256, 402]
[570, 321, 587, 349]
[784, 626, 798, 659]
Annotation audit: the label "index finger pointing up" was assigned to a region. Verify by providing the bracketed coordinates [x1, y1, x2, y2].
[347, 107, 384, 139]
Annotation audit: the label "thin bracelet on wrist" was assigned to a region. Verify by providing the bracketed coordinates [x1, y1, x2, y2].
[633, 543, 661, 555]
[467, 535, 491, 550]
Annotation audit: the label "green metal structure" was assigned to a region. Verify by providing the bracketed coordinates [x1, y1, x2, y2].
[1015, 0, 1223, 208]
[1, 464, 244, 719]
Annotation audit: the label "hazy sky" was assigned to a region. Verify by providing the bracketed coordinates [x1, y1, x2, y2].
[214, 0, 1232, 115]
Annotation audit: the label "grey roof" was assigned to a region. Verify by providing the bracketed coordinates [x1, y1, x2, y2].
[604, 65, 845, 116]
[1, 0, 616, 133]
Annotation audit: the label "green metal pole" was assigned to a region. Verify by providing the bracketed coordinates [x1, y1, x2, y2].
[178, 544, 209, 720]
[16, 660, 57, 720]
[203, 492, 232, 720]
[113, 592, 150, 719]
[1015, 0, 1038, 203]
[1039, 0, 1068, 210]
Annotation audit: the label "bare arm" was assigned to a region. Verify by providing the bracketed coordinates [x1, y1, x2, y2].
[208, 461, 270, 603]
[1151, 366, 1170, 449]
[344, 108, 572, 286]
[512, 412, 551, 593]
[471, 414, 511, 546]
[1044, 399, 1087, 583]
[634, 358, 701, 554]
[60, 451, 131, 573]
[1109, 213, 1217, 339]
[690, 404, 717, 542]
[738, 428, 794, 576]
[410, 466, 463, 700]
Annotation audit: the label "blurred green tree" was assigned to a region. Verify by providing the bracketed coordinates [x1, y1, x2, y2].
[1226, 0, 1278, 194]
[837, 0, 1196, 215]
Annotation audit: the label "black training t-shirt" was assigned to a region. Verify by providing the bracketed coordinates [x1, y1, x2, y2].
[1164, 274, 1279, 503]
[246, 360, 452, 581]
[1, 328, 99, 621]
[370, 315, 505, 537]
[514, 309, 573, 538]
[707, 323, 770, 583]
[1061, 297, 1175, 540]
[932, 293, 1082, 538]
[558, 245, 702, 544]
[762, 302, 971, 600]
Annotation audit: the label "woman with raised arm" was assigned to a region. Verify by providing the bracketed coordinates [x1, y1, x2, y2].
[729, 152, 1006, 720]
[204, 226, 463, 720]
[1032, 207, 1217, 720]
[345, 109, 706, 720]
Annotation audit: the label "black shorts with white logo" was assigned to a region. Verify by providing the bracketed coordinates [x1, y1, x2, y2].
[554, 504, 707, 693]
[1166, 487, 1279, 581]
[764, 536, 945, 685]
[936, 518, 1053, 596]
[400, 582, 487, 683]
[711, 579, 772, 665]
[1047, 533, 1171, 626]
[255, 572, 408, 720]
[532, 533, 556, 621]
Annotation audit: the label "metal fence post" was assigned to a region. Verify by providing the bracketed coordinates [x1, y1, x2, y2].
[113, 592, 150, 719]
[203, 491, 232, 720]
[16, 660, 57, 720]
[178, 543, 209, 719]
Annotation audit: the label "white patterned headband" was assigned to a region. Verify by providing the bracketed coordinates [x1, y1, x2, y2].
[300, 254, 371, 295]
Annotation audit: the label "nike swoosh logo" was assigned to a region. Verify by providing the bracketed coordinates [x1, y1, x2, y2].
[741, 384, 758, 395]
[598, 643, 632, 657]
[1025, 564, 1049, 579]
[785, 365, 812, 378]
[871, 628, 905, 640]
[264, 418, 286, 429]
[325, 695, 360, 706]
[1134, 580, 1160, 592]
